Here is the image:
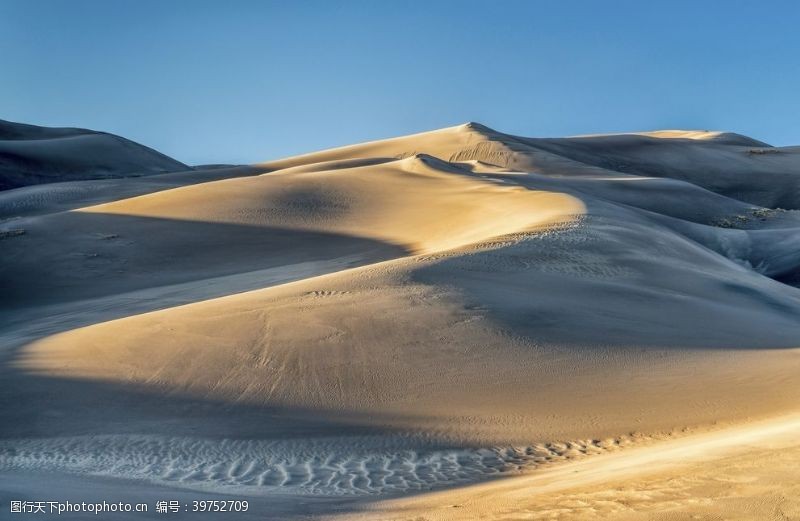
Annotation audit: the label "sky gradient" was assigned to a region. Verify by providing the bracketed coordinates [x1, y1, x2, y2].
[3, 0, 799, 165]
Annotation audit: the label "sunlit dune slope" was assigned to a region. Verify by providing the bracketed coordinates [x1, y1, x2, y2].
[261, 122, 800, 208]
[11, 122, 800, 448]
[78, 153, 582, 253]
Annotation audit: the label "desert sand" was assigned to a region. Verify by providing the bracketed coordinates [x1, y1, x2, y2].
[2, 120, 800, 519]
[0, 119, 188, 191]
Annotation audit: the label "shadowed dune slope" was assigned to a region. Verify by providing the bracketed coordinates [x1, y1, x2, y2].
[0, 119, 188, 190]
[0, 164, 266, 219]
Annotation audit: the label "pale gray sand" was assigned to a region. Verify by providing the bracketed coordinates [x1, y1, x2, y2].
[0, 118, 187, 191]
[0, 470, 346, 520]
[0, 165, 264, 220]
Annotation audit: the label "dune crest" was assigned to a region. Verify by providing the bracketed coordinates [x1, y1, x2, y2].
[575, 129, 771, 147]
[76, 152, 584, 254]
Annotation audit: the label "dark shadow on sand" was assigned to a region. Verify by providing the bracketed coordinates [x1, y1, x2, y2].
[0, 211, 408, 324]
[411, 217, 800, 350]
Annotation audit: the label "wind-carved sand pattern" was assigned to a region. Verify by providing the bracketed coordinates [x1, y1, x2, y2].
[0, 434, 654, 496]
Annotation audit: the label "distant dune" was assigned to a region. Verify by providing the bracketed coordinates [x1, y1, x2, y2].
[2, 121, 800, 519]
[0, 119, 188, 191]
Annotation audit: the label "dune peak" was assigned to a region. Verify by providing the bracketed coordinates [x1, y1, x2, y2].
[457, 121, 497, 134]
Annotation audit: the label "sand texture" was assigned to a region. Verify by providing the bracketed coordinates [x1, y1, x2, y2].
[2, 120, 800, 519]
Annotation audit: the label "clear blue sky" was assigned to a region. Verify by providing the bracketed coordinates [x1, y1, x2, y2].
[2, 0, 799, 165]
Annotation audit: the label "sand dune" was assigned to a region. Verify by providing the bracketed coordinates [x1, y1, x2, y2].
[581, 129, 771, 146]
[78, 153, 582, 253]
[337, 413, 800, 520]
[0, 119, 188, 190]
[2, 121, 800, 519]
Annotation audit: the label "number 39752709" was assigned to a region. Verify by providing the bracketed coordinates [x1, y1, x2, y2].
[191, 500, 249, 512]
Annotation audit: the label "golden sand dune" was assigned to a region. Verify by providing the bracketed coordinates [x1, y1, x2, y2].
[79, 153, 582, 253]
[2, 121, 800, 519]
